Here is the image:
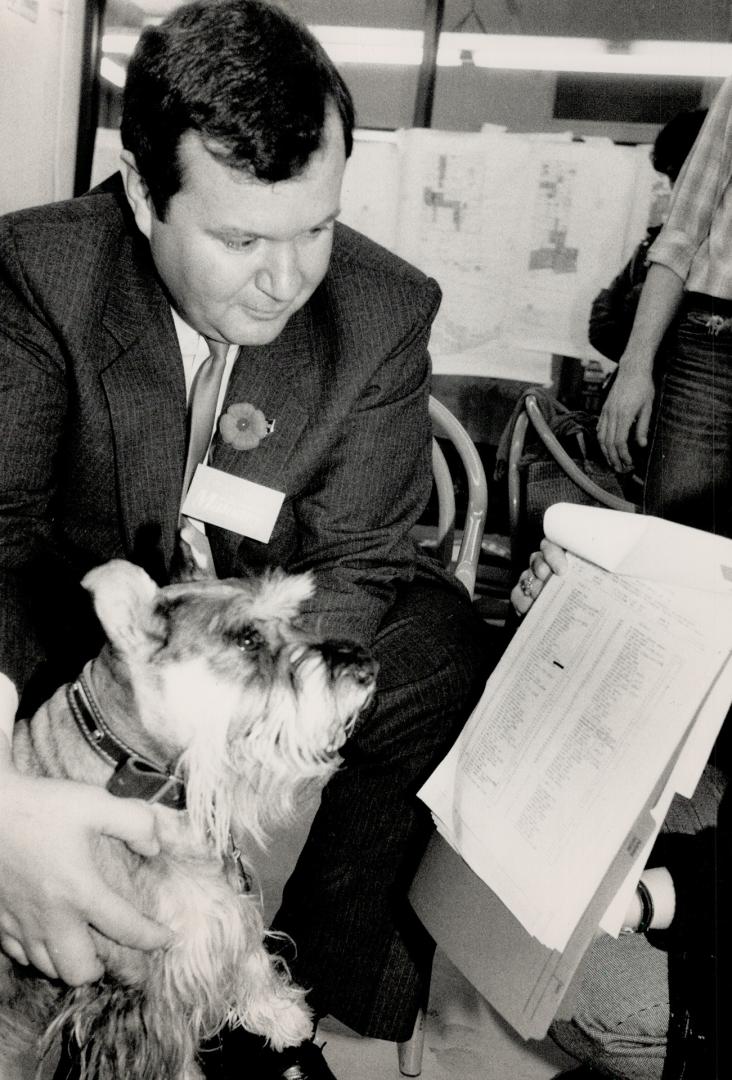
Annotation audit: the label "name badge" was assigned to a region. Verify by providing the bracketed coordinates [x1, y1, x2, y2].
[182, 464, 285, 543]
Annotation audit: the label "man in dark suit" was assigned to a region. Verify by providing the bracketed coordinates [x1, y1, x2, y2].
[0, 2, 494, 1076]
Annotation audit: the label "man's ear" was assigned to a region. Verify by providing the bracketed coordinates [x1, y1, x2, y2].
[82, 560, 164, 656]
[119, 150, 154, 241]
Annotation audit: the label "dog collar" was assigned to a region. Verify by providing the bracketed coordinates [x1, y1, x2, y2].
[66, 671, 186, 810]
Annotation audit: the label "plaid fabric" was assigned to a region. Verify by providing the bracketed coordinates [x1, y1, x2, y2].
[649, 75, 732, 298]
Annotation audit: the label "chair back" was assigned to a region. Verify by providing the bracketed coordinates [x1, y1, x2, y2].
[427, 396, 488, 599]
[396, 397, 486, 1076]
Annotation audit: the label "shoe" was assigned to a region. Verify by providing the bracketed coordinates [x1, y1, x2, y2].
[271, 1040, 337, 1080]
[197, 1029, 337, 1080]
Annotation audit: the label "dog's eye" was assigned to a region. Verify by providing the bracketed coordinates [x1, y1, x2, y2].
[233, 626, 263, 652]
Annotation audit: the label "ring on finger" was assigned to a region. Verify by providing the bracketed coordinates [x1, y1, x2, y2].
[520, 571, 536, 597]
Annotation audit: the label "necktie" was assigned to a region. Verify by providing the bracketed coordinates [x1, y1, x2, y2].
[180, 338, 229, 506]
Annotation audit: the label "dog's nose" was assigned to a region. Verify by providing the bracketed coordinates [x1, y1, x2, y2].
[320, 640, 377, 685]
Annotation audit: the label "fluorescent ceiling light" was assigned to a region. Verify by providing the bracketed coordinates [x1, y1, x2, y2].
[438, 34, 732, 76]
[309, 26, 423, 66]
[102, 25, 732, 78]
[309, 26, 732, 77]
[100, 56, 127, 88]
[631, 40, 732, 77]
[102, 32, 140, 55]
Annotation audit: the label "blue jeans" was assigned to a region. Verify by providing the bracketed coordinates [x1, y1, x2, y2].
[550, 764, 726, 1079]
[644, 302, 732, 537]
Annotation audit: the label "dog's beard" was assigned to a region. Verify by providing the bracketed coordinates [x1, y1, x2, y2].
[177, 724, 234, 858]
[177, 647, 369, 853]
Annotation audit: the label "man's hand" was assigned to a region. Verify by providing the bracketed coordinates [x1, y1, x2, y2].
[0, 763, 171, 984]
[597, 361, 656, 472]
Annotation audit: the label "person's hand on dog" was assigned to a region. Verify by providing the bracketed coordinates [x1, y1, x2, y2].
[0, 748, 171, 984]
[511, 539, 568, 618]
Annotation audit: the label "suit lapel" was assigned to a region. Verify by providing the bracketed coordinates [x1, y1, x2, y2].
[97, 216, 317, 568]
[100, 231, 187, 573]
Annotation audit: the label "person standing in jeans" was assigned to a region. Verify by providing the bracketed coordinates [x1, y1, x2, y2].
[597, 76, 732, 537]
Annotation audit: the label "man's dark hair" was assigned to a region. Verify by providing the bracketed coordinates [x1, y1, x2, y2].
[651, 108, 707, 184]
[121, 0, 355, 218]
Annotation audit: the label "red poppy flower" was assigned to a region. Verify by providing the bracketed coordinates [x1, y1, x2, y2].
[219, 402, 274, 451]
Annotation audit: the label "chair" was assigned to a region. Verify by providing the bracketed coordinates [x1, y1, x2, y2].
[396, 397, 488, 1077]
[424, 395, 488, 596]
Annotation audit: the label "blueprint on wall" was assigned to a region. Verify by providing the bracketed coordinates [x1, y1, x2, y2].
[504, 138, 642, 359]
[339, 127, 660, 380]
[396, 129, 532, 367]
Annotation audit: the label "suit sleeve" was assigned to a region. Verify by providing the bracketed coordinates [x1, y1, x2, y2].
[0, 221, 68, 696]
[292, 279, 442, 645]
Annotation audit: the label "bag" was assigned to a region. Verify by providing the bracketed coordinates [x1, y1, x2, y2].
[518, 418, 629, 563]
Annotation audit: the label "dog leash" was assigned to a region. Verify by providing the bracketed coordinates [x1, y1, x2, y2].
[66, 671, 187, 810]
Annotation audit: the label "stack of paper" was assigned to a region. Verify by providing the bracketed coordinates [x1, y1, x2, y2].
[414, 504, 732, 1035]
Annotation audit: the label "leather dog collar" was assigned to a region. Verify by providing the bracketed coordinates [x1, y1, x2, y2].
[66, 670, 186, 810]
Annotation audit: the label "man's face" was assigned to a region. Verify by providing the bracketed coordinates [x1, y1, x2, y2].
[124, 111, 346, 346]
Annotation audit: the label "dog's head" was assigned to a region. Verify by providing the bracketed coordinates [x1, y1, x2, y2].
[82, 560, 377, 849]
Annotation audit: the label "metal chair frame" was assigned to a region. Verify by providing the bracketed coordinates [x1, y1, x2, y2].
[427, 395, 488, 598]
[397, 396, 488, 1076]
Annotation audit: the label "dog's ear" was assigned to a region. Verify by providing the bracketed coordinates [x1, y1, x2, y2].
[249, 569, 315, 624]
[81, 560, 163, 655]
[170, 524, 217, 583]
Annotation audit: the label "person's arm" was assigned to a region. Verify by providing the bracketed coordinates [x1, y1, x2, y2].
[642, 827, 720, 952]
[597, 77, 732, 472]
[596, 263, 685, 471]
[0, 745, 171, 982]
[621, 866, 676, 933]
[293, 277, 441, 646]
[0, 223, 170, 983]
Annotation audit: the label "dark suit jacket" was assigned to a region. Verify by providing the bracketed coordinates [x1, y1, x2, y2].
[0, 178, 452, 710]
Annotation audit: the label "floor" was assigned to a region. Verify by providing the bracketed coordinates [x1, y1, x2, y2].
[251, 791, 577, 1080]
[317, 955, 575, 1080]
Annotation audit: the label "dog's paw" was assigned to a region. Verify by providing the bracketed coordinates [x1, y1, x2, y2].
[264, 998, 314, 1052]
[237, 990, 313, 1053]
